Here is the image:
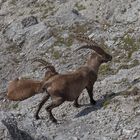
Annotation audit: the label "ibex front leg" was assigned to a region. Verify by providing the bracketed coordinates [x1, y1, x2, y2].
[86, 83, 96, 105]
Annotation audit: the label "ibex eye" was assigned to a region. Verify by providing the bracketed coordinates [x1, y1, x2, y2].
[106, 54, 112, 60]
[109, 55, 112, 60]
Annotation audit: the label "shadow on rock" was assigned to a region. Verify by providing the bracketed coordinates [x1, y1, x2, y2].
[2, 117, 34, 140]
[75, 91, 127, 118]
[1, 116, 50, 140]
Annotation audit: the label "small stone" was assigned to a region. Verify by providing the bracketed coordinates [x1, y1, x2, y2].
[72, 9, 80, 15]
[132, 131, 138, 139]
[88, 33, 95, 39]
[21, 16, 38, 28]
[121, 7, 127, 14]
[71, 136, 79, 140]
[20, 52, 25, 56]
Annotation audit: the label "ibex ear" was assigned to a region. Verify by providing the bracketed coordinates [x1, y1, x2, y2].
[42, 66, 56, 73]
[103, 54, 112, 62]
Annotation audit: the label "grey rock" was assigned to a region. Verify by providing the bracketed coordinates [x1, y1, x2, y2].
[1, 117, 34, 140]
[21, 16, 38, 28]
[0, 0, 140, 140]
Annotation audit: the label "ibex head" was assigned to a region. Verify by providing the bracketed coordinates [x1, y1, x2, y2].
[75, 34, 112, 63]
[76, 44, 112, 63]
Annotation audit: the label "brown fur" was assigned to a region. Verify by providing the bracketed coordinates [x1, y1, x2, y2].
[35, 36, 112, 123]
[7, 65, 58, 101]
[7, 35, 112, 123]
[7, 78, 43, 101]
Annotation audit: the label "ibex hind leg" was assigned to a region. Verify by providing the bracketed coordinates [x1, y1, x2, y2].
[73, 96, 81, 108]
[46, 98, 64, 123]
[35, 94, 50, 120]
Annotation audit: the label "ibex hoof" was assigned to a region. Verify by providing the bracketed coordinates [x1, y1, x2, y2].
[91, 100, 96, 105]
[52, 118, 57, 123]
[35, 115, 40, 120]
[73, 103, 81, 108]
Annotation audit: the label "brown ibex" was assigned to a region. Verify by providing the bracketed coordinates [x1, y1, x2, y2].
[35, 35, 112, 123]
[7, 78, 44, 101]
[6, 59, 58, 101]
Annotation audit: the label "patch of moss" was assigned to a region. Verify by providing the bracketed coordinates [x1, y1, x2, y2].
[112, 34, 140, 68]
[96, 15, 99, 19]
[116, 60, 139, 73]
[29, 1, 55, 19]
[134, 96, 140, 102]
[54, 35, 74, 47]
[9, 0, 16, 5]
[6, 43, 22, 54]
[102, 99, 110, 108]
[41, 5, 55, 19]
[99, 64, 112, 75]
[52, 50, 61, 59]
[121, 87, 139, 98]
[53, 37, 64, 46]
[12, 103, 19, 109]
[65, 36, 74, 47]
[130, 59, 139, 67]
[123, 35, 135, 47]
[119, 34, 140, 59]
[69, 22, 88, 34]
[75, 2, 86, 11]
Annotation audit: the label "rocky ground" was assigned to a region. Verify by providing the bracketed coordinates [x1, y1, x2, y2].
[0, 0, 140, 139]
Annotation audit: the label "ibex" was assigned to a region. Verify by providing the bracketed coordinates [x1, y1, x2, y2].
[6, 59, 58, 101]
[35, 35, 112, 123]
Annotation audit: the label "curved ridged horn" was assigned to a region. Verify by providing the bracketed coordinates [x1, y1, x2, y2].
[31, 58, 52, 66]
[32, 58, 57, 73]
[75, 34, 112, 61]
[75, 34, 98, 45]
[75, 45, 107, 56]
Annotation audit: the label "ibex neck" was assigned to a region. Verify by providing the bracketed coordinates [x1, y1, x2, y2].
[86, 61, 101, 74]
